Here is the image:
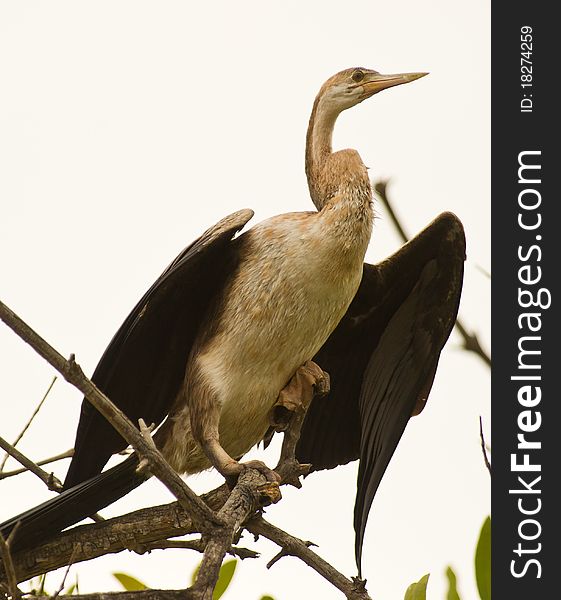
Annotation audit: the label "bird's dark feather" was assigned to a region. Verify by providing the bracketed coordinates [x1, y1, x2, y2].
[295, 211, 465, 572]
[64, 209, 253, 489]
[1, 210, 464, 568]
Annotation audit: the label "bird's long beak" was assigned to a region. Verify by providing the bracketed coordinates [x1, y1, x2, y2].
[361, 71, 428, 97]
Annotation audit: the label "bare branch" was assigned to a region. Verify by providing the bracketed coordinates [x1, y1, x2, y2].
[266, 539, 317, 569]
[475, 264, 491, 279]
[0, 529, 21, 599]
[479, 416, 492, 475]
[1, 300, 373, 599]
[52, 547, 77, 598]
[136, 538, 258, 560]
[4, 422, 305, 585]
[0, 299, 219, 532]
[0, 435, 63, 492]
[3, 483, 229, 584]
[374, 180, 491, 368]
[191, 469, 281, 599]
[0, 449, 74, 481]
[0, 376, 57, 472]
[248, 517, 371, 600]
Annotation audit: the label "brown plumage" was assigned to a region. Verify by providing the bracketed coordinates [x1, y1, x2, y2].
[1, 68, 464, 576]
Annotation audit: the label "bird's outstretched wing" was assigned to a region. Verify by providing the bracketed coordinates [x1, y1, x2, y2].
[64, 209, 254, 489]
[295, 212, 466, 573]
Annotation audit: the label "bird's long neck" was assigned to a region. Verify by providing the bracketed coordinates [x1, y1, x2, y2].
[305, 95, 337, 210]
[305, 95, 373, 217]
[304, 93, 373, 258]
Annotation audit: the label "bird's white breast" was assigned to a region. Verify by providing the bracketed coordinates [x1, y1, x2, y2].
[193, 206, 372, 459]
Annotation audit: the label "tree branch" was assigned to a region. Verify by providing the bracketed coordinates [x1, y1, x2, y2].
[248, 517, 371, 600]
[0, 528, 21, 599]
[0, 435, 63, 492]
[1, 300, 373, 599]
[0, 376, 56, 473]
[374, 180, 491, 368]
[0, 299, 219, 533]
[191, 470, 281, 599]
[479, 416, 492, 475]
[0, 449, 73, 481]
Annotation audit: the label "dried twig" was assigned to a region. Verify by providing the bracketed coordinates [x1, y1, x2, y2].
[1, 299, 372, 599]
[479, 416, 491, 475]
[0, 441, 102, 523]
[0, 529, 20, 599]
[248, 517, 371, 600]
[52, 547, 78, 598]
[266, 539, 317, 569]
[2, 484, 231, 584]
[2, 450, 294, 586]
[374, 180, 491, 368]
[475, 264, 491, 279]
[0, 299, 219, 533]
[0, 376, 57, 472]
[0, 449, 73, 481]
[191, 469, 281, 599]
[134, 538, 258, 560]
[0, 435, 63, 492]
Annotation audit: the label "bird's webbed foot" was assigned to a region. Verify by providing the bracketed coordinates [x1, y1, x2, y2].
[270, 360, 330, 432]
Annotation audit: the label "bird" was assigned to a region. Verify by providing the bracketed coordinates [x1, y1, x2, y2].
[0, 67, 465, 576]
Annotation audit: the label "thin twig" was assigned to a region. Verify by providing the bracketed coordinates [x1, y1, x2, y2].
[0, 449, 73, 481]
[374, 180, 491, 368]
[0, 299, 220, 533]
[0, 530, 20, 599]
[0, 441, 102, 522]
[2, 484, 229, 584]
[134, 538, 258, 560]
[475, 264, 491, 279]
[0, 435, 63, 492]
[266, 539, 317, 569]
[52, 547, 77, 598]
[248, 517, 371, 600]
[0, 376, 57, 472]
[1, 299, 366, 600]
[479, 416, 491, 475]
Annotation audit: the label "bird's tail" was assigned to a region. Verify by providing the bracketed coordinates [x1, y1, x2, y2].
[0, 454, 145, 552]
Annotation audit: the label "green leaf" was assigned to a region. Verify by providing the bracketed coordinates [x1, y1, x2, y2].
[39, 573, 47, 595]
[475, 516, 491, 600]
[213, 559, 237, 599]
[260, 596, 275, 600]
[404, 573, 429, 600]
[113, 572, 148, 591]
[64, 583, 77, 596]
[445, 566, 461, 600]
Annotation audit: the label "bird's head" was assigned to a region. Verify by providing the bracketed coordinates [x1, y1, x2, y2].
[318, 67, 428, 114]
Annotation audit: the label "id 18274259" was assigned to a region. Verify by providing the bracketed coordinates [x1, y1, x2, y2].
[520, 25, 533, 113]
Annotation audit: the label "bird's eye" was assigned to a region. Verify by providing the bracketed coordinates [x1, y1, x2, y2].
[351, 70, 365, 83]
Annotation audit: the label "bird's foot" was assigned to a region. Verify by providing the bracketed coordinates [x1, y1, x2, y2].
[270, 360, 330, 431]
[221, 459, 281, 489]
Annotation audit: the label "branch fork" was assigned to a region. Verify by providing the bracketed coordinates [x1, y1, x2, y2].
[0, 299, 371, 599]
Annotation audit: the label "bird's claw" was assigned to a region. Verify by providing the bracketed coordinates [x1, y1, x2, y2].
[222, 459, 281, 489]
[270, 361, 330, 431]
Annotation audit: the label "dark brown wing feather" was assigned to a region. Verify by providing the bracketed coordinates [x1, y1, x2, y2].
[295, 212, 465, 573]
[64, 210, 253, 489]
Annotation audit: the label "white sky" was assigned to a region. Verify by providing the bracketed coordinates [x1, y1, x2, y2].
[0, 2, 490, 599]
